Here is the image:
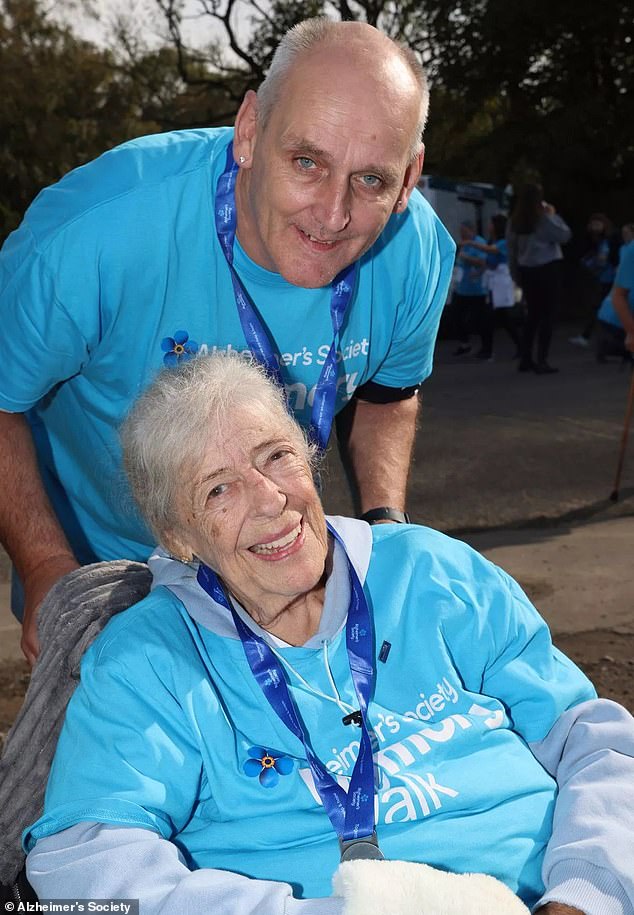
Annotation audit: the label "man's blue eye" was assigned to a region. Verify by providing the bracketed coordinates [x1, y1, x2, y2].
[361, 175, 381, 187]
[297, 157, 316, 169]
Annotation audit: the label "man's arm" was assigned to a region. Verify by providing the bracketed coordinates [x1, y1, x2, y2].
[611, 286, 634, 351]
[335, 392, 419, 517]
[0, 411, 79, 664]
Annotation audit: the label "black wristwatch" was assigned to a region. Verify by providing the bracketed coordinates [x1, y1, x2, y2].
[359, 506, 411, 525]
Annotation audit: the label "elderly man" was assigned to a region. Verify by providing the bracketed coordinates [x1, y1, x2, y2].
[0, 17, 454, 664]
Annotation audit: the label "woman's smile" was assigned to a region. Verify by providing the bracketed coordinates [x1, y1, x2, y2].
[248, 520, 304, 559]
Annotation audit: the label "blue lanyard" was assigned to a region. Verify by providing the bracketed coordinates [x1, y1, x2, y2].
[214, 143, 357, 452]
[195, 521, 378, 847]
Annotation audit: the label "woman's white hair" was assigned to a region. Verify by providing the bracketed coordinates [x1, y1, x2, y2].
[256, 18, 429, 162]
[120, 352, 315, 541]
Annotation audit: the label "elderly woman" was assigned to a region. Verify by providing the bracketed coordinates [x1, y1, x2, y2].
[25, 354, 634, 914]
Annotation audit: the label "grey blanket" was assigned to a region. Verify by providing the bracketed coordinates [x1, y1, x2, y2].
[0, 561, 152, 884]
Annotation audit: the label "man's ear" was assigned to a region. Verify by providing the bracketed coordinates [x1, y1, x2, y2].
[233, 89, 259, 169]
[393, 145, 425, 214]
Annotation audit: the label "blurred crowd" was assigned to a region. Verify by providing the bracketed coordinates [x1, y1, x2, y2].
[444, 184, 634, 373]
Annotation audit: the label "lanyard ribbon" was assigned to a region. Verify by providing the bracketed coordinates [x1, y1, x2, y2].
[214, 142, 357, 452]
[196, 521, 377, 844]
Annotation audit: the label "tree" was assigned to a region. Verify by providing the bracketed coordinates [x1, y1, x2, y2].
[149, 0, 634, 226]
[408, 0, 634, 223]
[0, 0, 192, 239]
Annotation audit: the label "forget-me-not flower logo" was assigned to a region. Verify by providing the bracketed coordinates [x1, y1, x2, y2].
[161, 330, 199, 366]
[243, 746, 294, 788]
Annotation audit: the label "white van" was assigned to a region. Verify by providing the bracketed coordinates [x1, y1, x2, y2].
[417, 175, 510, 243]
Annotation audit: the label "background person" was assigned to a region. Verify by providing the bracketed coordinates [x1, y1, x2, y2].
[451, 219, 488, 356]
[596, 233, 634, 360]
[467, 213, 522, 361]
[569, 213, 619, 348]
[507, 183, 571, 374]
[0, 18, 455, 664]
[24, 353, 634, 914]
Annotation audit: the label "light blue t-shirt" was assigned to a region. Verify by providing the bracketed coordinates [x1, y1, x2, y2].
[598, 241, 634, 327]
[582, 238, 616, 286]
[486, 237, 508, 268]
[25, 523, 595, 906]
[455, 236, 487, 296]
[0, 129, 455, 565]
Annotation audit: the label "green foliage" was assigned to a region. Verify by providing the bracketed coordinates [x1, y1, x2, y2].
[0, 1, 144, 237]
[246, 0, 326, 73]
[420, 0, 634, 225]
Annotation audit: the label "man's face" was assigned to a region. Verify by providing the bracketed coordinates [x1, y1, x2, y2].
[234, 46, 423, 288]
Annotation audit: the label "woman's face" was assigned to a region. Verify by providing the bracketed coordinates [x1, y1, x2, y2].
[166, 404, 328, 618]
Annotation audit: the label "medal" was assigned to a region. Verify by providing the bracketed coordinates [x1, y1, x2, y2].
[340, 832, 384, 862]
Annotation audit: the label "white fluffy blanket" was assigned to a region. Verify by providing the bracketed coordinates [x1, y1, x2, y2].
[333, 859, 530, 915]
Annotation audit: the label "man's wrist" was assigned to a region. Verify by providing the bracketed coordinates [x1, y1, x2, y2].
[359, 507, 410, 524]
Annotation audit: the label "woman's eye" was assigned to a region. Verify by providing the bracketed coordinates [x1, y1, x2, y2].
[297, 156, 316, 170]
[208, 483, 228, 499]
[269, 448, 292, 462]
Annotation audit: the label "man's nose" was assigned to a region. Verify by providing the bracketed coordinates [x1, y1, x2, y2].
[314, 177, 351, 234]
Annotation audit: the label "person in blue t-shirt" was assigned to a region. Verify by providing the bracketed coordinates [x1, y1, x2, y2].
[0, 18, 455, 664]
[466, 213, 522, 361]
[451, 220, 488, 357]
[596, 236, 634, 362]
[24, 353, 634, 915]
[569, 213, 620, 349]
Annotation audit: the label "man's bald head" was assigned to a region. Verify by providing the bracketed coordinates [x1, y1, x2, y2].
[256, 18, 429, 162]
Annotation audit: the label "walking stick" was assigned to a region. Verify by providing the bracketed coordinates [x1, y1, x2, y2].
[610, 367, 634, 501]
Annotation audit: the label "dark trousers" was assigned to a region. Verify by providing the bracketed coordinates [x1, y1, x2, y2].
[518, 261, 563, 366]
[480, 305, 522, 357]
[596, 320, 629, 362]
[580, 278, 612, 340]
[452, 293, 488, 345]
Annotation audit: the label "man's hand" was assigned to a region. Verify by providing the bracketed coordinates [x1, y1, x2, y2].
[21, 554, 80, 665]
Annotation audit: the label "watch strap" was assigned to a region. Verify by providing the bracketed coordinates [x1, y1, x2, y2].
[359, 507, 411, 524]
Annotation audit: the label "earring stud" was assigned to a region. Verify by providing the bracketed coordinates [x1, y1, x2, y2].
[239, 155, 246, 164]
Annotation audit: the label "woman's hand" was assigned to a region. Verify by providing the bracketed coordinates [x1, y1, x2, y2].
[535, 904, 585, 915]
